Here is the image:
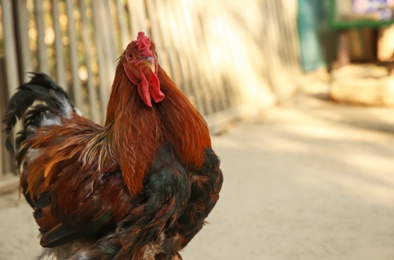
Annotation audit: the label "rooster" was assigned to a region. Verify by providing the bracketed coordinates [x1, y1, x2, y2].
[3, 32, 223, 260]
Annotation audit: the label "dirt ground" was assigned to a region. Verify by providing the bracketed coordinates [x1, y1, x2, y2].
[2, 81, 394, 260]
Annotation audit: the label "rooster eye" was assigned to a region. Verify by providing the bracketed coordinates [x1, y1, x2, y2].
[128, 53, 133, 59]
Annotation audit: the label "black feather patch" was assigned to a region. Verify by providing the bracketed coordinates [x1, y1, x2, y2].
[40, 224, 78, 248]
[2, 72, 74, 156]
[34, 192, 51, 208]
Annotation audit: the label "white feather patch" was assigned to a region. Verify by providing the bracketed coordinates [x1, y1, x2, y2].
[40, 115, 61, 126]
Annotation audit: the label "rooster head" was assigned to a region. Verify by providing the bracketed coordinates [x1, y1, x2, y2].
[121, 32, 164, 107]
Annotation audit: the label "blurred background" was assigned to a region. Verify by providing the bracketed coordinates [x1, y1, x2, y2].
[0, 0, 301, 184]
[2, 0, 394, 259]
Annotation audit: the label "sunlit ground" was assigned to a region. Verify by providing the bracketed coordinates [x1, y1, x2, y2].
[183, 83, 394, 260]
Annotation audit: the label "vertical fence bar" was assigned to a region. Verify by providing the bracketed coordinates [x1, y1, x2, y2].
[91, 0, 110, 121]
[169, 0, 213, 115]
[202, 0, 238, 108]
[183, 1, 227, 112]
[34, 0, 49, 73]
[51, 0, 67, 89]
[1, 0, 20, 177]
[267, 0, 294, 99]
[278, 0, 300, 91]
[65, 0, 82, 109]
[115, 0, 130, 49]
[180, 0, 225, 113]
[149, 0, 190, 95]
[171, 0, 208, 114]
[281, 0, 302, 83]
[257, 0, 280, 96]
[80, 0, 99, 122]
[14, 0, 33, 82]
[1, 0, 19, 96]
[0, 58, 5, 179]
[127, 0, 147, 36]
[140, 0, 160, 52]
[195, 1, 227, 109]
[146, 0, 175, 81]
[102, 0, 118, 66]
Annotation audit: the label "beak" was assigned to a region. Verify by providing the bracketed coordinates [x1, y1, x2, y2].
[146, 56, 154, 64]
[144, 57, 155, 72]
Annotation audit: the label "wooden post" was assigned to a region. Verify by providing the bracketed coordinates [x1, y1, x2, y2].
[1, 0, 19, 178]
[115, 0, 130, 49]
[14, 0, 33, 82]
[52, 0, 67, 90]
[65, 0, 82, 109]
[338, 30, 350, 66]
[80, 0, 99, 123]
[91, 0, 112, 121]
[34, 0, 49, 73]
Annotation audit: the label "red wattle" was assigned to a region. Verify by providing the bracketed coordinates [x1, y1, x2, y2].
[138, 69, 152, 107]
[149, 72, 164, 103]
[123, 64, 165, 107]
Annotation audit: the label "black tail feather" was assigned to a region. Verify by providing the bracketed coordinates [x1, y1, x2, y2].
[2, 72, 74, 154]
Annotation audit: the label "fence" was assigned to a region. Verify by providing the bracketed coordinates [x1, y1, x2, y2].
[0, 0, 301, 188]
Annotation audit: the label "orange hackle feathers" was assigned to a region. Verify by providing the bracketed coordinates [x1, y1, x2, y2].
[156, 65, 211, 167]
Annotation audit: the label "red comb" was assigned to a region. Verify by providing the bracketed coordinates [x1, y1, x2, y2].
[136, 32, 152, 57]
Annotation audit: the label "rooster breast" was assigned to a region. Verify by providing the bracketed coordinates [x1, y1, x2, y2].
[27, 138, 194, 259]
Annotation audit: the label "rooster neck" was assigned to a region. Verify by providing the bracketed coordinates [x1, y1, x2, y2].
[156, 66, 211, 168]
[104, 65, 162, 195]
[110, 108, 161, 195]
[103, 64, 211, 195]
